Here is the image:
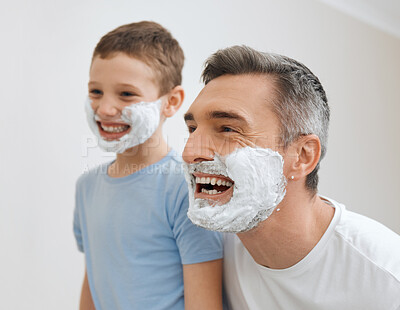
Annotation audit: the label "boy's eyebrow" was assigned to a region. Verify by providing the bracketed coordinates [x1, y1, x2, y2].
[118, 83, 141, 91]
[88, 81, 139, 88]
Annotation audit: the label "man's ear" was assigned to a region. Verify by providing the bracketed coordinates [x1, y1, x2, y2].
[162, 86, 184, 118]
[287, 135, 321, 180]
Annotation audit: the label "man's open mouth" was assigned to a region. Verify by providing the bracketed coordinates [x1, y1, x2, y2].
[193, 172, 234, 202]
[97, 121, 131, 140]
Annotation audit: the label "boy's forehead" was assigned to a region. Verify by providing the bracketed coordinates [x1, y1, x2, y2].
[91, 54, 154, 78]
[89, 53, 160, 92]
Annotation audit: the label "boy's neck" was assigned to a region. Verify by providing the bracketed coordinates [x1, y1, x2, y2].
[108, 132, 170, 178]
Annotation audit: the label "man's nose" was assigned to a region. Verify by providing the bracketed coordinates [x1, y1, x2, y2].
[94, 96, 120, 118]
[182, 131, 215, 164]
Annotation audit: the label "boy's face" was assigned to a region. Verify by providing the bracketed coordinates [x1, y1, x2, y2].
[88, 53, 160, 141]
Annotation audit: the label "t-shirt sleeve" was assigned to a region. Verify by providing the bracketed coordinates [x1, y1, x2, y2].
[73, 180, 84, 253]
[172, 180, 223, 265]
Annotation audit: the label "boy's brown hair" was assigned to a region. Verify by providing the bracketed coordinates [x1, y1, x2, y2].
[93, 21, 184, 95]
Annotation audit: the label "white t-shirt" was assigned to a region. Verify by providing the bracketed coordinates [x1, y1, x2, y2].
[223, 197, 400, 310]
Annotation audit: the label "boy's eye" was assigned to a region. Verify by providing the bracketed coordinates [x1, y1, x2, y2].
[89, 89, 102, 95]
[121, 91, 135, 97]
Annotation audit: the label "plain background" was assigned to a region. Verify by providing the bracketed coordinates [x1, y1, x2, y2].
[1, 0, 399, 308]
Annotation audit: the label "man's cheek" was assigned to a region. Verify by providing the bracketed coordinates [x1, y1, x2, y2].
[207, 137, 238, 155]
[241, 135, 284, 151]
[231, 136, 256, 151]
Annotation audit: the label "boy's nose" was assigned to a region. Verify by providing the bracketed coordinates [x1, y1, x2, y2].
[182, 131, 215, 164]
[94, 98, 120, 118]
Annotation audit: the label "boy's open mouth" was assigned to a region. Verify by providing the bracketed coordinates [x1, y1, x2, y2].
[97, 121, 131, 140]
[193, 172, 234, 203]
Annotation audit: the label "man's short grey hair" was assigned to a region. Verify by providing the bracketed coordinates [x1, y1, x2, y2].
[202, 45, 330, 193]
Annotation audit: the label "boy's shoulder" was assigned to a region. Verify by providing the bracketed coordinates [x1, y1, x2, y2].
[75, 152, 185, 188]
[76, 161, 110, 189]
[156, 151, 187, 188]
[162, 151, 184, 172]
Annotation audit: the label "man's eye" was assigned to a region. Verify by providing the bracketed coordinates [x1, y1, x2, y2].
[188, 126, 197, 133]
[221, 126, 235, 133]
[121, 91, 135, 97]
[89, 89, 102, 95]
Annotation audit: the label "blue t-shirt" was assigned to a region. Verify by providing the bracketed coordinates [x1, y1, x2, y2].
[73, 150, 223, 310]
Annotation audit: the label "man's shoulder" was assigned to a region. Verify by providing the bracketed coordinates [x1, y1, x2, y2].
[335, 207, 400, 250]
[334, 205, 400, 282]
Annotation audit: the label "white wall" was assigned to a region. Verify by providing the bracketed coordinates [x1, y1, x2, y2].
[1, 0, 399, 308]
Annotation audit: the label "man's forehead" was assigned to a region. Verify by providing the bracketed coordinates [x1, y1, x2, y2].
[195, 77, 252, 102]
[185, 75, 275, 123]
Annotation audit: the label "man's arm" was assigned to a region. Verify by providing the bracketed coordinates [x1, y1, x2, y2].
[80, 268, 95, 310]
[183, 259, 223, 310]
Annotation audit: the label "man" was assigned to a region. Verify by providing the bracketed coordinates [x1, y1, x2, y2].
[182, 45, 400, 310]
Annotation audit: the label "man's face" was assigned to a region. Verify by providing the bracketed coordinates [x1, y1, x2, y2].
[88, 53, 160, 142]
[183, 74, 283, 205]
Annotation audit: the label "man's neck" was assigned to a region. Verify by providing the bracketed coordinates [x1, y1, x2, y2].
[108, 131, 169, 178]
[237, 192, 335, 270]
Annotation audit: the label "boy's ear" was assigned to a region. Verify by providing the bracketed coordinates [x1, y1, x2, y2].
[162, 86, 184, 118]
[285, 134, 321, 181]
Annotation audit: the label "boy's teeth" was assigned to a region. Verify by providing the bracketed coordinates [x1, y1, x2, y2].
[101, 124, 129, 133]
[201, 188, 223, 195]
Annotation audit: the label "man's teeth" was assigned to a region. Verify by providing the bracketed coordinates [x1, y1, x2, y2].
[101, 124, 129, 133]
[195, 176, 233, 187]
[201, 188, 223, 195]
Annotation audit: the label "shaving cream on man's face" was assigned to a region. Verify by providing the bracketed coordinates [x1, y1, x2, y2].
[85, 97, 162, 153]
[183, 146, 287, 233]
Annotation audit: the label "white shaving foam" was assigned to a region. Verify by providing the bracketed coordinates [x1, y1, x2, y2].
[85, 97, 162, 153]
[183, 146, 287, 233]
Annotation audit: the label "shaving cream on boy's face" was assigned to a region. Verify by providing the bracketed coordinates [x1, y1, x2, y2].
[183, 146, 287, 233]
[85, 97, 162, 153]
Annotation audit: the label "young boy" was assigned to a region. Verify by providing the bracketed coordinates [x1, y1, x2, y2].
[73, 21, 223, 310]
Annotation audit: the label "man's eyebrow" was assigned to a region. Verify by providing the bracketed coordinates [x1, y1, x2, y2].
[184, 110, 249, 126]
[184, 112, 194, 122]
[207, 110, 249, 125]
